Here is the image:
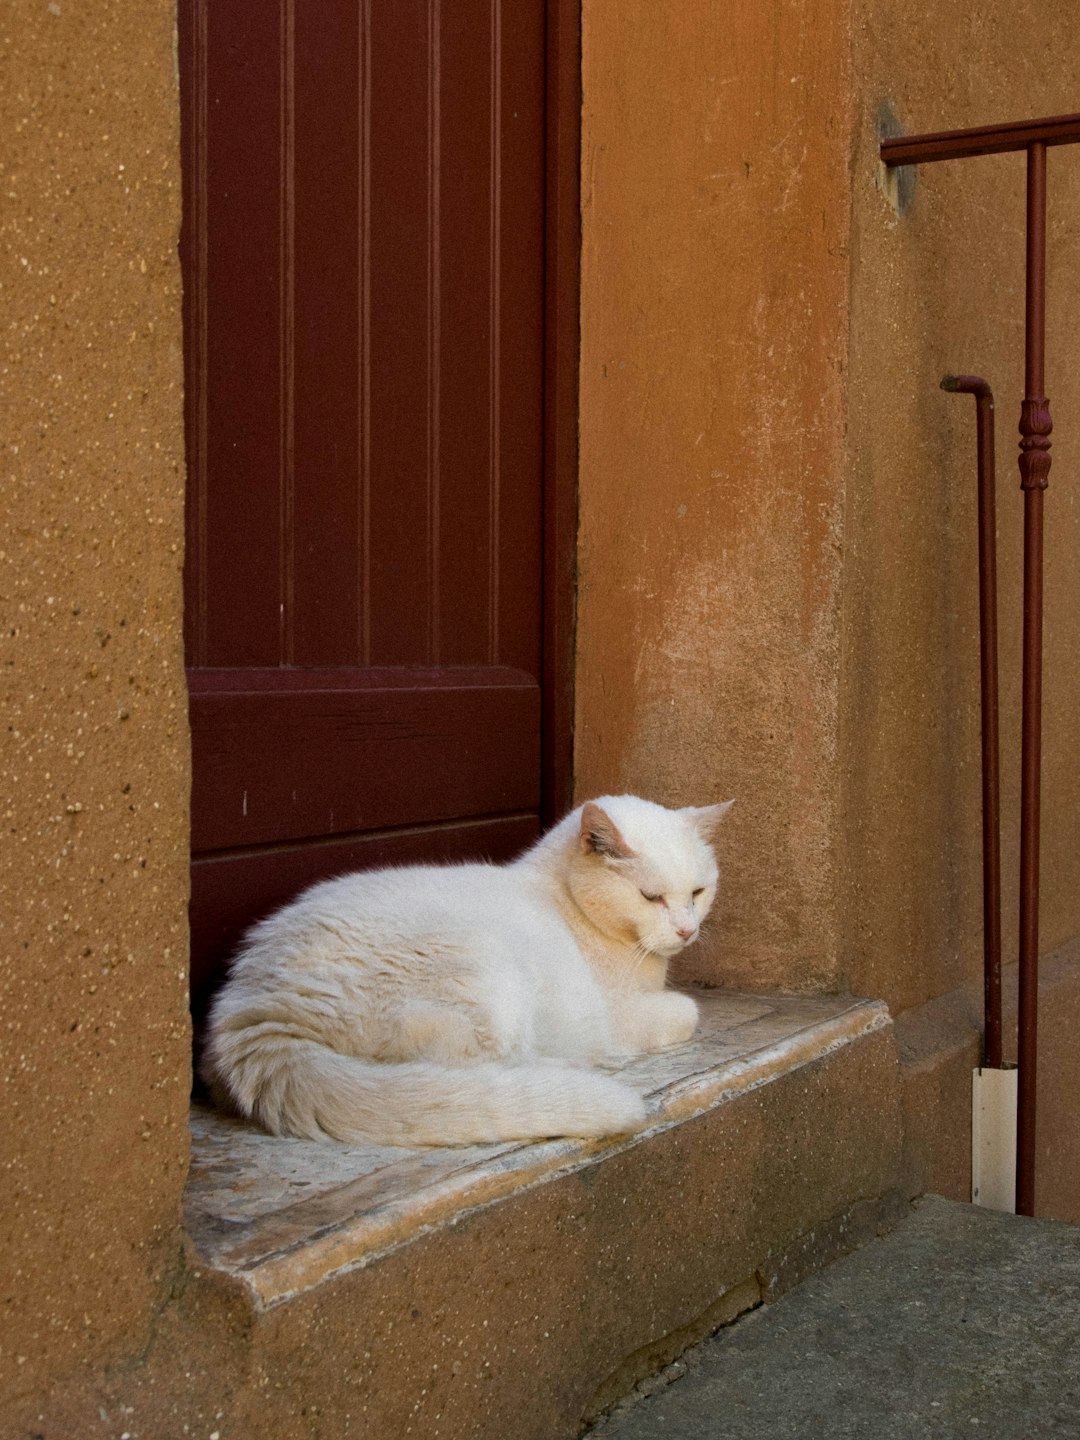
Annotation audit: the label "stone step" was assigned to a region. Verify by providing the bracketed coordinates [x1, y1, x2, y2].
[183, 990, 902, 1439]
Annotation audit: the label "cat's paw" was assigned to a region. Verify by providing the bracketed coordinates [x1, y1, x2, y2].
[641, 991, 699, 1050]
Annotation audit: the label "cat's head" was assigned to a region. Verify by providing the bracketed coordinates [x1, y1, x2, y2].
[567, 795, 733, 958]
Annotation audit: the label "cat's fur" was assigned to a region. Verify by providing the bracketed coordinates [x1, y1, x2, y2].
[201, 794, 733, 1147]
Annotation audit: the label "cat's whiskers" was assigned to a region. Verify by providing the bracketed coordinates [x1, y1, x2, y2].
[627, 936, 658, 979]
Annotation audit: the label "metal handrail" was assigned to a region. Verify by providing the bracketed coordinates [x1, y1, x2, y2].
[881, 115, 1076, 1217]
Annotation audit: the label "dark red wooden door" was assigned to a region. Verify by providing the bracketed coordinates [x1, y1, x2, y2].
[180, 1, 570, 1015]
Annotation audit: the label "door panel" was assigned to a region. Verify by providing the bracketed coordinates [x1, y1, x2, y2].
[179, 0, 552, 1014]
[188, 666, 540, 852]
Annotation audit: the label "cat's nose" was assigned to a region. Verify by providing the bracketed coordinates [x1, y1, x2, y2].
[675, 922, 696, 941]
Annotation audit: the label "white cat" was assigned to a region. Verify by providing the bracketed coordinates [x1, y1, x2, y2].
[201, 794, 732, 1147]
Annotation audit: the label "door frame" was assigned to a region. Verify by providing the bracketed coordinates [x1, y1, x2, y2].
[541, 0, 581, 827]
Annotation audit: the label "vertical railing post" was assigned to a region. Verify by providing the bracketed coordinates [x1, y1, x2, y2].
[1016, 141, 1051, 1217]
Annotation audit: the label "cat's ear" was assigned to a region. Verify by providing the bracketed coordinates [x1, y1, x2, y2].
[579, 802, 636, 860]
[683, 800, 734, 842]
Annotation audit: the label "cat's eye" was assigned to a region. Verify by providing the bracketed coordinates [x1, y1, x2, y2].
[640, 890, 663, 904]
[692, 888, 705, 899]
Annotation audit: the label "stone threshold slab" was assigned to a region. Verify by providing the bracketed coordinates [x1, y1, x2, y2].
[185, 990, 890, 1309]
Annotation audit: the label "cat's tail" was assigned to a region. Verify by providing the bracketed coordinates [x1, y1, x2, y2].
[204, 1032, 647, 1146]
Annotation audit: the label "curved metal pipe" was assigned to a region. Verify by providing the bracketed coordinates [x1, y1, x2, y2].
[941, 375, 1003, 1072]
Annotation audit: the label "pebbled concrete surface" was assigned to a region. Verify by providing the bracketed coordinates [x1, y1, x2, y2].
[587, 1196, 1080, 1440]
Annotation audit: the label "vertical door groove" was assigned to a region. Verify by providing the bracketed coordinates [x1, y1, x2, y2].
[186, 0, 210, 667]
[427, 0, 442, 664]
[488, 0, 502, 664]
[279, 0, 296, 665]
[359, 0, 372, 667]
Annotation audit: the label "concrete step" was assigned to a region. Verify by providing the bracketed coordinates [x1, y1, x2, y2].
[183, 989, 903, 1440]
[585, 1194, 1080, 1440]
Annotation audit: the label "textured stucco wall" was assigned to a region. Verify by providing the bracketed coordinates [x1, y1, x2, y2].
[841, 2, 1080, 1015]
[576, 0, 853, 991]
[578, 0, 1080, 1012]
[0, 0, 190, 1412]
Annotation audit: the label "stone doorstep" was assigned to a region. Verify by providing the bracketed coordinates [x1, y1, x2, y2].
[184, 990, 892, 1311]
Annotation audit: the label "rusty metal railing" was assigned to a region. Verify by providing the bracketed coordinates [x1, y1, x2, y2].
[882, 113, 1080, 1218]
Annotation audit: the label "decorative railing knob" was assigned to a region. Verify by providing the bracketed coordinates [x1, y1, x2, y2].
[1018, 396, 1052, 490]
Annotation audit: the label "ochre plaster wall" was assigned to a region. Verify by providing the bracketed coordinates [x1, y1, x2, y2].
[578, 0, 1080, 1015]
[841, 2, 1080, 1015]
[577, 0, 1080, 1232]
[1, 0, 190, 1413]
[576, 0, 853, 990]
